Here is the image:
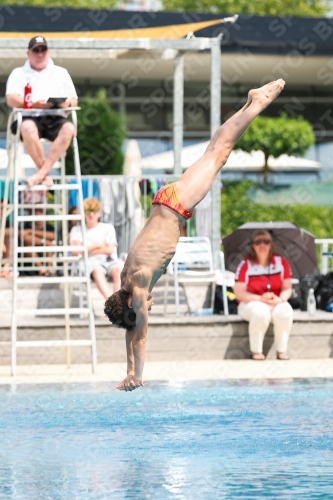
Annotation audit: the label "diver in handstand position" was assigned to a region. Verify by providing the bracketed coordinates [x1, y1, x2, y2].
[104, 80, 286, 392]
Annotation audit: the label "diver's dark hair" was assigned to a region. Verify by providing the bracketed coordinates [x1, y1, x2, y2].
[104, 289, 136, 331]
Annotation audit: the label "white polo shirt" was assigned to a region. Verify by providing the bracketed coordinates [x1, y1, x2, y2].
[6, 58, 78, 117]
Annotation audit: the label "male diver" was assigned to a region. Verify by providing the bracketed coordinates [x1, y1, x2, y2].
[104, 80, 286, 391]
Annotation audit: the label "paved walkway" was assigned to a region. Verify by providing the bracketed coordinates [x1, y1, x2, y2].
[2, 359, 333, 385]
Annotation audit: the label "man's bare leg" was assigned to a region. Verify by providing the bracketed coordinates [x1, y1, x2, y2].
[45, 244, 56, 275]
[110, 266, 121, 292]
[177, 80, 285, 209]
[21, 120, 45, 169]
[27, 122, 75, 188]
[91, 267, 111, 300]
[0, 229, 12, 278]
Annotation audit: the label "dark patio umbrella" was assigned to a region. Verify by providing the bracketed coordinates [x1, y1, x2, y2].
[222, 222, 317, 279]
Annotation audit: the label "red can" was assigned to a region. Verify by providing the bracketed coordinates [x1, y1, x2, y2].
[24, 82, 32, 109]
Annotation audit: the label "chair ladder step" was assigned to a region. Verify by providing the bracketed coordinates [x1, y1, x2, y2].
[16, 340, 93, 348]
[17, 184, 79, 192]
[16, 308, 90, 316]
[18, 215, 81, 222]
[6, 117, 97, 375]
[17, 204, 63, 209]
[16, 276, 88, 285]
[16, 245, 85, 253]
[17, 256, 82, 263]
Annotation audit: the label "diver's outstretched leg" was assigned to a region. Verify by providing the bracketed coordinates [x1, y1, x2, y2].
[177, 79, 285, 209]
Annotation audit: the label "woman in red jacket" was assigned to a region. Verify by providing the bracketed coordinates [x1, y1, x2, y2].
[233, 230, 293, 360]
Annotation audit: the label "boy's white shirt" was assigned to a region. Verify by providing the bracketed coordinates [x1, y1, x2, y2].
[70, 222, 118, 261]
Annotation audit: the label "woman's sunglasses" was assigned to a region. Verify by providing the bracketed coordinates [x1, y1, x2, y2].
[32, 46, 47, 53]
[84, 209, 99, 214]
[253, 239, 271, 245]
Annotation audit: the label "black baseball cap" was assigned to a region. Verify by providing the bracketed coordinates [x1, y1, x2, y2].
[28, 35, 48, 50]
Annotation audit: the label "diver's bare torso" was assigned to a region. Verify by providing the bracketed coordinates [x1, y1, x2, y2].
[121, 204, 184, 296]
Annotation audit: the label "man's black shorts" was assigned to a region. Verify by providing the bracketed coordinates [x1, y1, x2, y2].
[11, 115, 71, 142]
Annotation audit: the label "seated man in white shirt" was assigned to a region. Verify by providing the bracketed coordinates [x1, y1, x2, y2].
[6, 35, 78, 188]
[70, 198, 123, 299]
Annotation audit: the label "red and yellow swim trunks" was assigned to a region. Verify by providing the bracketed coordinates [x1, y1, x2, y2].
[152, 183, 194, 220]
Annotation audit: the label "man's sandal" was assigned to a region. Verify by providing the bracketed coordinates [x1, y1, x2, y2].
[251, 353, 266, 360]
[277, 352, 290, 360]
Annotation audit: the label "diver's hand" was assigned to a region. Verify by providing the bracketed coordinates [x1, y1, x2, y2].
[116, 374, 144, 392]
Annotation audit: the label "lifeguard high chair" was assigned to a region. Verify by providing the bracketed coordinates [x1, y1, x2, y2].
[0, 108, 97, 375]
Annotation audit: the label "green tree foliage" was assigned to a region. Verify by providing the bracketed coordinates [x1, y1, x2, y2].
[221, 181, 333, 240]
[161, 0, 331, 16]
[66, 88, 127, 175]
[2, 0, 331, 14]
[236, 114, 315, 183]
[1, 0, 117, 7]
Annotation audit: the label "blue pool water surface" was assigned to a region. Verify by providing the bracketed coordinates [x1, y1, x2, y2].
[0, 379, 333, 499]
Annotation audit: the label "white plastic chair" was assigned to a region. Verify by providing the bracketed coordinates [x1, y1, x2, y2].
[164, 236, 229, 317]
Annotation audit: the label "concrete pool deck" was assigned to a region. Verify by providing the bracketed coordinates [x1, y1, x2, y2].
[1, 278, 333, 382]
[1, 359, 333, 384]
[1, 309, 333, 366]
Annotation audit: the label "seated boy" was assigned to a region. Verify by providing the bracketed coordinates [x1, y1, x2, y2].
[70, 198, 123, 298]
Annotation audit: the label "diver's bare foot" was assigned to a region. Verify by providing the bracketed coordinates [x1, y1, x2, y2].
[246, 79, 285, 111]
[27, 171, 45, 188]
[42, 175, 54, 187]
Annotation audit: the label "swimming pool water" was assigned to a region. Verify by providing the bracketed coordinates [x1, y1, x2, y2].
[0, 379, 332, 499]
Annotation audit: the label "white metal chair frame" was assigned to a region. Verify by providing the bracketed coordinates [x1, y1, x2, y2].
[164, 236, 229, 317]
[315, 239, 333, 275]
[0, 108, 97, 375]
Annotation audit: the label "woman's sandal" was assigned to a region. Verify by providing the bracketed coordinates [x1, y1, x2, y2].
[277, 352, 290, 360]
[251, 353, 266, 360]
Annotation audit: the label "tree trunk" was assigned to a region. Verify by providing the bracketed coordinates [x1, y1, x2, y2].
[263, 152, 269, 184]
